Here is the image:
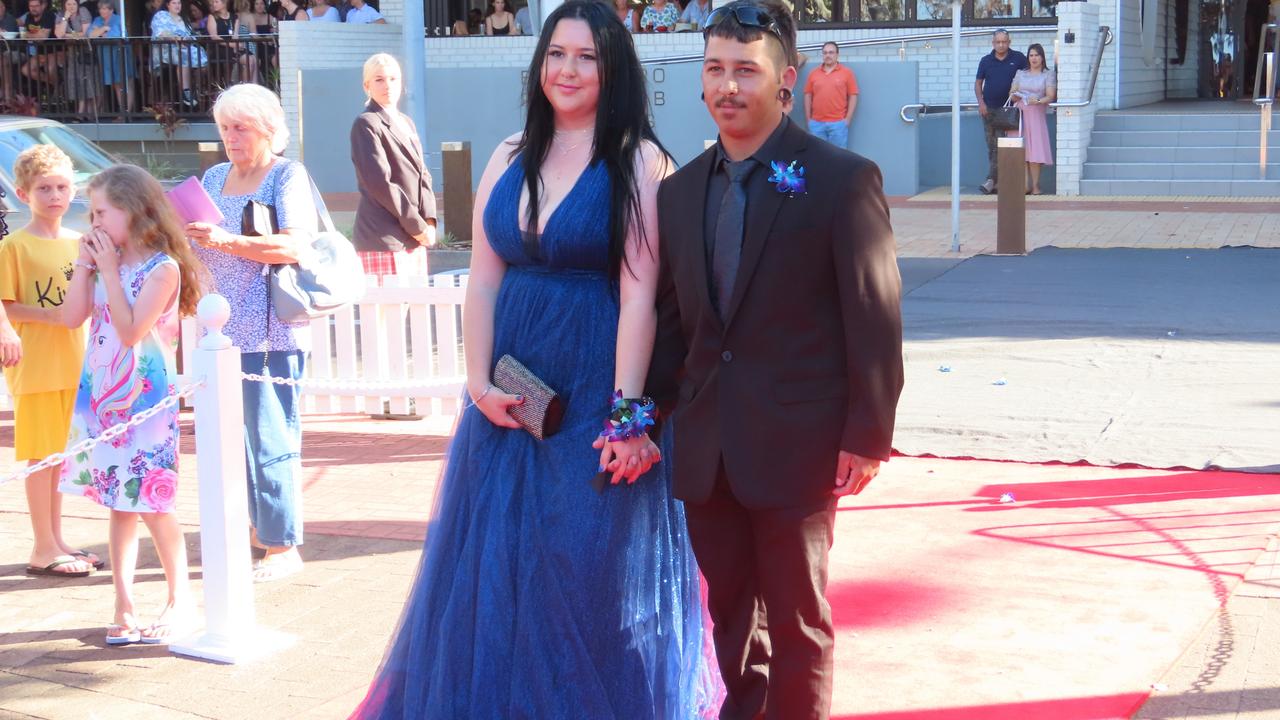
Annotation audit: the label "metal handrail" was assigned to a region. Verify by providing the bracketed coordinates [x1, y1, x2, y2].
[899, 26, 1113, 123]
[642, 24, 1054, 66]
[1253, 24, 1277, 179]
[1251, 23, 1277, 106]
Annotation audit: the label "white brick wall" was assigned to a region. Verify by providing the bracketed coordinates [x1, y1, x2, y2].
[1054, 0, 1102, 195]
[278, 22, 404, 161]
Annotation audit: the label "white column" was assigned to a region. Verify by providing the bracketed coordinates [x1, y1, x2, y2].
[171, 295, 293, 664]
[1053, 1, 1102, 196]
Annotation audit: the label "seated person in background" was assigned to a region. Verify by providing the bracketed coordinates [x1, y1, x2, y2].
[151, 0, 209, 107]
[678, 0, 710, 27]
[206, 0, 256, 82]
[308, 0, 339, 21]
[514, 2, 529, 33]
[639, 0, 679, 31]
[344, 0, 384, 23]
[612, 0, 637, 31]
[19, 0, 57, 86]
[185, 0, 207, 32]
[482, 0, 514, 34]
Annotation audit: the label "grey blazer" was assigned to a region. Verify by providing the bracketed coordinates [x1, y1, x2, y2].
[350, 100, 437, 253]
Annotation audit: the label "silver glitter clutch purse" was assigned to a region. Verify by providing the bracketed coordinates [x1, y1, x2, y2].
[492, 354, 564, 440]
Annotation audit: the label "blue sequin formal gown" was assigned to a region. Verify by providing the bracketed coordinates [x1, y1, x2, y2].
[352, 159, 719, 720]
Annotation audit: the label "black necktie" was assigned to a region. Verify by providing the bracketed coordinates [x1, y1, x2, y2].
[713, 159, 754, 318]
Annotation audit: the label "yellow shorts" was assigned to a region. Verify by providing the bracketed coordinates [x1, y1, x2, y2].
[14, 389, 76, 462]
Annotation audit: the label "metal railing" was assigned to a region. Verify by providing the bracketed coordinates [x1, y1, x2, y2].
[642, 23, 1055, 66]
[0, 35, 280, 124]
[1252, 23, 1277, 179]
[899, 25, 1113, 122]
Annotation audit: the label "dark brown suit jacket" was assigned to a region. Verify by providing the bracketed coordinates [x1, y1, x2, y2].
[650, 118, 904, 509]
[350, 100, 437, 253]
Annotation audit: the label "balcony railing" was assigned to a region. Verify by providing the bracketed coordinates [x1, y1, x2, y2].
[0, 34, 280, 124]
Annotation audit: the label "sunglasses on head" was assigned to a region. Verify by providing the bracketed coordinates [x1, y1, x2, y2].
[702, 3, 783, 44]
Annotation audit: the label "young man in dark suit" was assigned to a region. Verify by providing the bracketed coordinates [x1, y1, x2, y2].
[648, 2, 904, 717]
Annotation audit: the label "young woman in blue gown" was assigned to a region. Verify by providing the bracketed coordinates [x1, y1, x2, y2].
[351, 2, 718, 717]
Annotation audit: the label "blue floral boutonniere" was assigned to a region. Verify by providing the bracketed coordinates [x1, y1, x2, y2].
[768, 160, 806, 196]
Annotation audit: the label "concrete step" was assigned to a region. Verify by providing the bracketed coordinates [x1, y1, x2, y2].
[1089, 129, 1280, 148]
[1092, 112, 1266, 132]
[1086, 145, 1267, 163]
[1078, 178, 1280, 196]
[1082, 162, 1280, 180]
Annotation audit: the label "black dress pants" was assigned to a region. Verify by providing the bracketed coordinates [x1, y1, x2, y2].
[685, 463, 839, 720]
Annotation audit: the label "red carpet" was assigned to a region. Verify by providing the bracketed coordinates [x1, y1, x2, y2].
[826, 457, 1280, 719]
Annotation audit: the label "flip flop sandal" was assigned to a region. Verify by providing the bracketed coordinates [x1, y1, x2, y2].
[139, 621, 191, 645]
[71, 550, 106, 570]
[106, 624, 141, 646]
[25, 558, 92, 578]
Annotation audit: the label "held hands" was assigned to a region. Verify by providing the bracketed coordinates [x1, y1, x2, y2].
[833, 451, 880, 497]
[186, 221, 236, 250]
[592, 433, 661, 485]
[471, 383, 524, 429]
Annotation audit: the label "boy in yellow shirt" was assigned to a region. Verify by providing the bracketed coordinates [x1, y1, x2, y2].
[0, 144, 96, 577]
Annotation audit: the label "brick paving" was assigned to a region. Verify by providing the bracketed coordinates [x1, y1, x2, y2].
[1, 200, 1277, 719]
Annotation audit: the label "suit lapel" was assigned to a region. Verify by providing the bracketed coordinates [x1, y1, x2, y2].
[372, 101, 423, 173]
[722, 122, 808, 329]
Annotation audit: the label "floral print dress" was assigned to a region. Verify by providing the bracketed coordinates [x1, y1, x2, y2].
[60, 252, 182, 514]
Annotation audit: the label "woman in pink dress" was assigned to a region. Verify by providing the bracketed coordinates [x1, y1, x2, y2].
[1009, 43, 1056, 194]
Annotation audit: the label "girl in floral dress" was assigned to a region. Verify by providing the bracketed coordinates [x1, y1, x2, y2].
[59, 165, 205, 646]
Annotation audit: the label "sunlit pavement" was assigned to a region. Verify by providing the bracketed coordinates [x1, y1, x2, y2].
[3, 200, 1278, 719]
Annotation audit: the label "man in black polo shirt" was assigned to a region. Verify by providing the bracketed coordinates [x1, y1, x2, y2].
[975, 29, 1027, 194]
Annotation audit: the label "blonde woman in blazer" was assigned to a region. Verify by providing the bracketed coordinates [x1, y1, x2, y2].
[350, 53, 438, 277]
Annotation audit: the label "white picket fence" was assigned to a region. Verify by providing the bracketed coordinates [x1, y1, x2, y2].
[1, 273, 469, 418]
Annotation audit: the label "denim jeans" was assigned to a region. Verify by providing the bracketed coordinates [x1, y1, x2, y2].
[807, 119, 849, 149]
[241, 350, 306, 547]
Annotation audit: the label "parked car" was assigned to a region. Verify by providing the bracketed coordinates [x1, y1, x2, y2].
[0, 117, 120, 234]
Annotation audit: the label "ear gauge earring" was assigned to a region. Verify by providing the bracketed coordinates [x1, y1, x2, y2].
[778, 88, 793, 102]
[700, 91, 705, 101]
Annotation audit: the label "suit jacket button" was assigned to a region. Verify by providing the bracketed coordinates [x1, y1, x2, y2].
[721, 350, 733, 362]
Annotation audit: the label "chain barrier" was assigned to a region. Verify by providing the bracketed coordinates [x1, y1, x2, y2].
[239, 372, 464, 393]
[0, 378, 206, 488]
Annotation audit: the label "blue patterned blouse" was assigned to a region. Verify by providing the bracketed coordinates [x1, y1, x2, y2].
[197, 159, 318, 353]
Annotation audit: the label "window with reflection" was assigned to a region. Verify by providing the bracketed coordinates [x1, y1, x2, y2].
[1031, 0, 1056, 18]
[916, 0, 952, 20]
[860, 0, 905, 21]
[799, 0, 839, 23]
[973, 0, 1016, 18]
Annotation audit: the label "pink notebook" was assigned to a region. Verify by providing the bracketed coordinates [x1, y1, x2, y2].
[167, 176, 224, 225]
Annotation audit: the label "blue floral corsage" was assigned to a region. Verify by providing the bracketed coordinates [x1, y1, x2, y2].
[768, 160, 806, 195]
[599, 390, 657, 442]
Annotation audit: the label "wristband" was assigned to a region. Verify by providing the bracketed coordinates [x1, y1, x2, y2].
[598, 390, 656, 442]
[74, 260, 97, 273]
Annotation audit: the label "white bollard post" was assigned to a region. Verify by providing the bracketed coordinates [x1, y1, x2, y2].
[171, 294, 293, 663]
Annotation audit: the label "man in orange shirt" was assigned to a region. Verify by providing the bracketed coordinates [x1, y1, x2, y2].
[803, 41, 858, 148]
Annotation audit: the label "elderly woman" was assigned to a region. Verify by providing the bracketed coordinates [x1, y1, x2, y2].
[349, 53, 436, 277]
[185, 84, 317, 582]
[150, 0, 208, 108]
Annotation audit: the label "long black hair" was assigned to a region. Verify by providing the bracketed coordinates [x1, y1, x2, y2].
[514, 0, 667, 281]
